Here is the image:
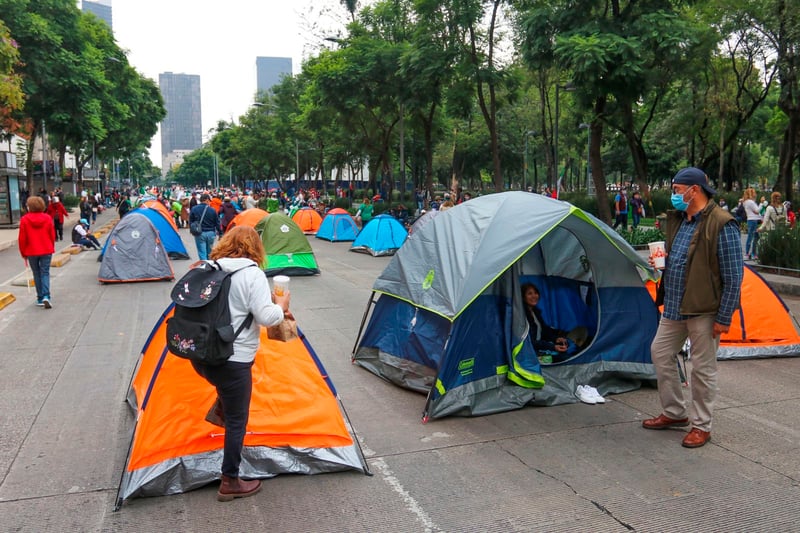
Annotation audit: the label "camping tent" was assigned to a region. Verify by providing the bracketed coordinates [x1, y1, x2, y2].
[407, 209, 439, 236]
[227, 208, 269, 232]
[115, 305, 369, 508]
[255, 213, 320, 276]
[141, 200, 180, 232]
[292, 207, 323, 234]
[98, 212, 175, 283]
[350, 214, 408, 256]
[316, 208, 360, 242]
[646, 265, 800, 359]
[353, 192, 660, 419]
[109, 207, 189, 260]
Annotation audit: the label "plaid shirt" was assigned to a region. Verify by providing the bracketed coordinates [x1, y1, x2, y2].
[662, 212, 743, 325]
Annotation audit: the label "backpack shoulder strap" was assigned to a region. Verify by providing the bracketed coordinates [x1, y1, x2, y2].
[227, 263, 260, 335]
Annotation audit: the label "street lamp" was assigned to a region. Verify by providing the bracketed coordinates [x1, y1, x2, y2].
[554, 82, 576, 195]
[579, 123, 592, 195]
[523, 130, 538, 192]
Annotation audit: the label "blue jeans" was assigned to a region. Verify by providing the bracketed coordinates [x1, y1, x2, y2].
[191, 361, 254, 477]
[632, 211, 641, 228]
[745, 220, 760, 256]
[28, 255, 52, 302]
[194, 230, 216, 260]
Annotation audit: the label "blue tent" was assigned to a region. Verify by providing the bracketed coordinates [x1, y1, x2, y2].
[100, 208, 189, 260]
[349, 214, 407, 256]
[353, 192, 659, 419]
[316, 208, 360, 242]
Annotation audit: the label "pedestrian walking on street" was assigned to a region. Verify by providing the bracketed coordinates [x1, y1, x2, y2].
[742, 188, 761, 260]
[644, 167, 743, 448]
[18, 196, 56, 309]
[190, 226, 291, 501]
[189, 193, 219, 260]
[46, 195, 69, 241]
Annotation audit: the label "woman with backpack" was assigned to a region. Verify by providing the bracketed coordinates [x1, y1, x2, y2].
[190, 226, 291, 502]
[757, 192, 787, 236]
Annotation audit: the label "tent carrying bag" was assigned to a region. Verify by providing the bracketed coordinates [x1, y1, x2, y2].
[166, 261, 255, 365]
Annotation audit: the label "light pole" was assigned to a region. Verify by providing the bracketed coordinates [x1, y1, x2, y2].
[41, 120, 47, 192]
[579, 123, 591, 195]
[554, 82, 576, 195]
[523, 130, 537, 191]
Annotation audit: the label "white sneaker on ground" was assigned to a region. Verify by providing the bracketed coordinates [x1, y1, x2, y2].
[586, 386, 605, 403]
[576, 385, 597, 405]
[42, 297, 52, 309]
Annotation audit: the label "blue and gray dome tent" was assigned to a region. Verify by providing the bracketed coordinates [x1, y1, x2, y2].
[349, 214, 407, 256]
[99, 207, 189, 261]
[316, 208, 360, 242]
[352, 192, 660, 419]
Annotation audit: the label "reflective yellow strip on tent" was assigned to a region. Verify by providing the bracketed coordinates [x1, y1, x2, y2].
[435, 379, 446, 395]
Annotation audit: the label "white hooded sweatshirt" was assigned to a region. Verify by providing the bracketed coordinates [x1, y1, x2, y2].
[214, 257, 285, 363]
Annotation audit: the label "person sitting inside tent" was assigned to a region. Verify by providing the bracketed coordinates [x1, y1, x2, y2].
[521, 283, 588, 362]
[72, 218, 101, 250]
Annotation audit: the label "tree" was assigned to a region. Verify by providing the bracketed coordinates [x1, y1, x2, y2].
[0, 19, 26, 147]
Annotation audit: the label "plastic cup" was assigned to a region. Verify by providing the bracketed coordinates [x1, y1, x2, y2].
[273, 275, 290, 296]
[648, 241, 666, 269]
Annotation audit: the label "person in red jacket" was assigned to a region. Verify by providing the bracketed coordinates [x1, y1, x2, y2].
[46, 195, 69, 241]
[18, 196, 56, 308]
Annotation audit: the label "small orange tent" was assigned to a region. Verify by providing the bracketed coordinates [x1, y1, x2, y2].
[226, 208, 269, 231]
[646, 265, 800, 359]
[115, 306, 368, 508]
[141, 200, 179, 232]
[292, 207, 323, 234]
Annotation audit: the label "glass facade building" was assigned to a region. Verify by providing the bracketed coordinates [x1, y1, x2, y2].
[159, 73, 202, 174]
[256, 57, 292, 97]
[82, 0, 113, 29]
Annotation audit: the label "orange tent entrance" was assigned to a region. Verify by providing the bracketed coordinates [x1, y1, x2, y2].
[292, 207, 323, 234]
[226, 208, 269, 231]
[115, 305, 369, 508]
[646, 265, 800, 359]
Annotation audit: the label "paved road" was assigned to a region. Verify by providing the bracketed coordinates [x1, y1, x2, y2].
[1, 211, 799, 532]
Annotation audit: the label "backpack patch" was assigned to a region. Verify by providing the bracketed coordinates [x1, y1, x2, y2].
[166, 261, 255, 365]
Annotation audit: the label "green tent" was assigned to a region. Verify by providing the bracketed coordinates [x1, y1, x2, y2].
[255, 213, 320, 276]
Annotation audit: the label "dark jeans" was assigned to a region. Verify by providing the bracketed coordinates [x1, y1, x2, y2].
[54, 219, 64, 240]
[28, 254, 52, 302]
[613, 212, 628, 230]
[191, 360, 254, 477]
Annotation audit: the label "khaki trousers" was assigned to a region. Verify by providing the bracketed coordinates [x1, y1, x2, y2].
[650, 315, 719, 432]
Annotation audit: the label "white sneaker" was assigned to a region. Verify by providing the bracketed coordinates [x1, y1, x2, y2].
[576, 385, 597, 405]
[587, 386, 606, 403]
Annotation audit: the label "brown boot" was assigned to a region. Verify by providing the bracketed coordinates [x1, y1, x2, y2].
[217, 475, 262, 502]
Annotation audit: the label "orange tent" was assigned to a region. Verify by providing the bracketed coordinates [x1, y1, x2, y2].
[141, 200, 179, 232]
[115, 306, 368, 508]
[292, 207, 323, 234]
[226, 208, 269, 231]
[646, 265, 800, 359]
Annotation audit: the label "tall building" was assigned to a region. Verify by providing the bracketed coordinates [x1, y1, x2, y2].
[82, 0, 113, 29]
[256, 57, 292, 97]
[159, 72, 202, 176]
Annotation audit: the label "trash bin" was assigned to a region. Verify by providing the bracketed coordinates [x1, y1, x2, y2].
[655, 214, 667, 230]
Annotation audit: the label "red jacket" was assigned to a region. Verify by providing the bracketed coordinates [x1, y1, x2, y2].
[18, 212, 55, 258]
[46, 201, 69, 224]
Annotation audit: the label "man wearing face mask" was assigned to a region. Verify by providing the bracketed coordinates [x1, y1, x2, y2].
[643, 167, 743, 448]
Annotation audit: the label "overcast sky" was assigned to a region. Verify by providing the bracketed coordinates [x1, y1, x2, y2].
[109, 0, 351, 166]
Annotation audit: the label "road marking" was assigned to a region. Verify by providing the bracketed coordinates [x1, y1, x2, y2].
[370, 454, 442, 533]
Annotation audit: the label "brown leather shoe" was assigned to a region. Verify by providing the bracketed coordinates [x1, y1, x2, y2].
[642, 414, 689, 430]
[682, 428, 711, 448]
[217, 475, 262, 502]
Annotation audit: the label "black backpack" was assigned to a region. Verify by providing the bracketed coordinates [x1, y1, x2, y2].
[166, 261, 256, 365]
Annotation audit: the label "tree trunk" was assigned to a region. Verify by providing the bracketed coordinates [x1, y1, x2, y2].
[590, 97, 612, 225]
[621, 102, 650, 196]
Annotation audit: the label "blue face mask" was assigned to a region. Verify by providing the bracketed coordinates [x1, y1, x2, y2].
[671, 188, 692, 211]
[671, 193, 688, 211]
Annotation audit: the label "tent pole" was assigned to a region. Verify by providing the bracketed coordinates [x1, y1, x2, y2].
[351, 291, 378, 359]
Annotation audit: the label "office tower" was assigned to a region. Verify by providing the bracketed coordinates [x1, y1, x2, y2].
[159, 72, 202, 176]
[256, 57, 292, 97]
[82, 0, 113, 29]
